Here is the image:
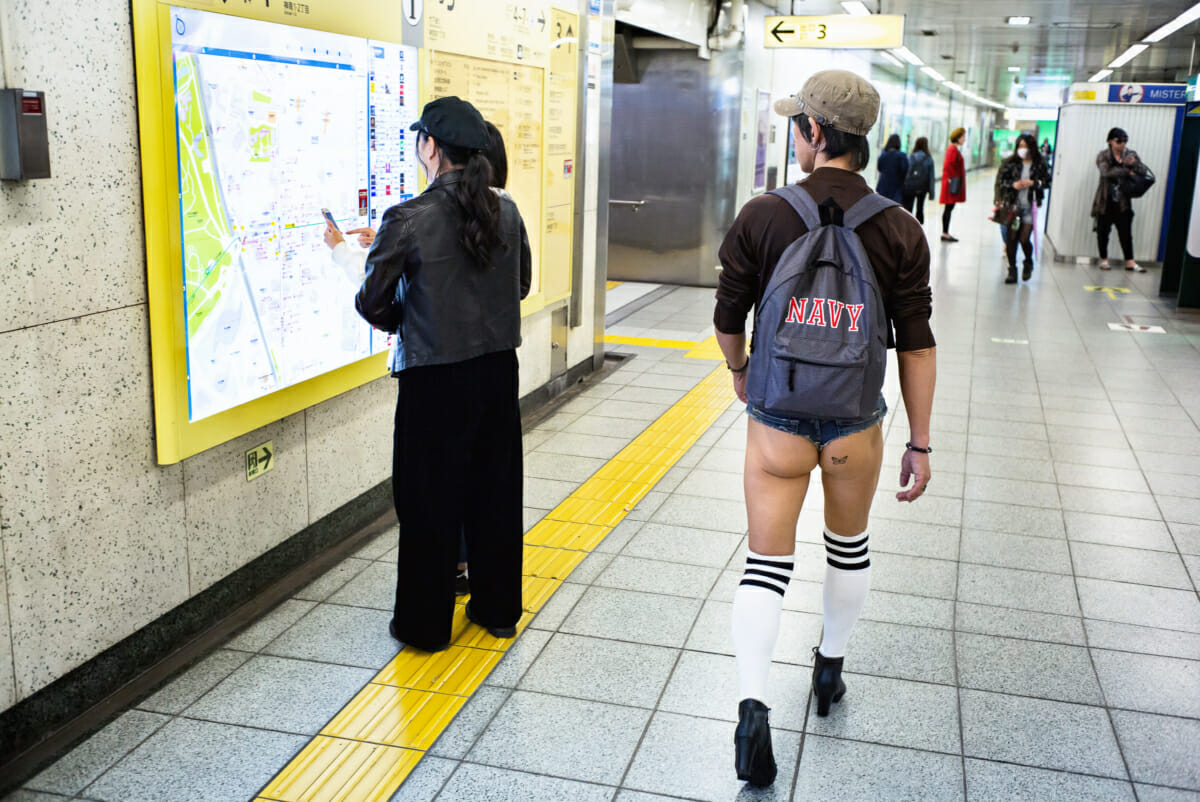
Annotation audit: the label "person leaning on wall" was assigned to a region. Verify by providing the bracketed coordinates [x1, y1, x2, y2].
[939, 127, 967, 242]
[714, 70, 935, 788]
[355, 96, 532, 651]
[1091, 126, 1146, 272]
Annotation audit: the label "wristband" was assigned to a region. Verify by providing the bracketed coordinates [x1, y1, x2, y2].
[727, 360, 749, 374]
[905, 442, 932, 454]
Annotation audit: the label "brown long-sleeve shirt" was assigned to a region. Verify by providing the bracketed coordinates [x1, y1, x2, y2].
[714, 167, 935, 352]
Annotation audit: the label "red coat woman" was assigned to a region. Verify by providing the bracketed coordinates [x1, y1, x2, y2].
[939, 127, 966, 242]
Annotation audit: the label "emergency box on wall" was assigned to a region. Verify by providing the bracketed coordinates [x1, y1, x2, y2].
[0, 89, 51, 180]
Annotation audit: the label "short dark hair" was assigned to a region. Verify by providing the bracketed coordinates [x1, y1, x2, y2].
[792, 113, 871, 172]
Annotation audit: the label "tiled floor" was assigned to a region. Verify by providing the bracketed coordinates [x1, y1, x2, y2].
[11, 180, 1200, 801]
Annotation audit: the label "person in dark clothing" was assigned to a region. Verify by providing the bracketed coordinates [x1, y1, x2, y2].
[901, 136, 936, 224]
[356, 97, 532, 651]
[875, 133, 908, 203]
[1091, 127, 1146, 272]
[994, 133, 1051, 283]
[714, 70, 935, 789]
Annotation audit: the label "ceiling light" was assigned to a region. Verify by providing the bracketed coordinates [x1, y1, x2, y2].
[879, 50, 904, 68]
[1144, 2, 1200, 42]
[840, 1, 871, 15]
[891, 46, 924, 66]
[921, 66, 946, 81]
[1108, 44, 1148, 68]
[1007, 16, 1031, 25]
[1089, 69, 1113, 82]
[1007, 66, 1020, 72]
[944, 81, 963, 91]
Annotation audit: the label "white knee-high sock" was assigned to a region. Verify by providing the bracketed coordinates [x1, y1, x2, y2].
[819, 527, 871, 659]
[732, 549, 794, 702]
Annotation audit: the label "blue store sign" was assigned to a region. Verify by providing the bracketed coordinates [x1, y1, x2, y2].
[1108, 83, 1187, 104]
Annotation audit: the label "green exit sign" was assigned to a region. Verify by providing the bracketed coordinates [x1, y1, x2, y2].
[245, 440, 275, 481]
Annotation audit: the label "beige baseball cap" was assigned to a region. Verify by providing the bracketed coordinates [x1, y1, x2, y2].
[774, 70, 880, 136]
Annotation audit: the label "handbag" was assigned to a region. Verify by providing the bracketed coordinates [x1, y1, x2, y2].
[1121, 164, 1156, 199]
[990, 203, 1020, 230]
[948, 176, 963, 196]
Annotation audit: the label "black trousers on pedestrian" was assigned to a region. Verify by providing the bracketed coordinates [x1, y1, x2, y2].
[392, 349, 523, 650]
[902, 193, 927, 224]
[1096, 207, 1134, 262]
[942, 203, 955, 234]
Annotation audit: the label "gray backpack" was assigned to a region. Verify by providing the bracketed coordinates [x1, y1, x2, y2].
[746, 184, 893, 420]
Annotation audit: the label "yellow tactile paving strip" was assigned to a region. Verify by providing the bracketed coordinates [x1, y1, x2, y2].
[257, 347, 735, 802]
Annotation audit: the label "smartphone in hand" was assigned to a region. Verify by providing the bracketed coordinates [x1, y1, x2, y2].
[321, 208, 340, 231]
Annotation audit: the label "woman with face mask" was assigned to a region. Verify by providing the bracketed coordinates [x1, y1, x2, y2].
[994, 133, 1050, 283]
[356, 96, 532, 651]
[1091, 127, 1145, 271]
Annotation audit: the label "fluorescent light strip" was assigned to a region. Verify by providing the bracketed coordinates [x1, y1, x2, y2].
[840, 1, 871, 15]
[891, 46, 923, 66]
[1108, 43, 1148, 68]
[1007, 66, 1021, 72]
[879, 50, 904, 68]
[1144, 1, 1200, 42]
[1089, 69, 1113, 82]
[920, 66, 945, 81]
[1007, 16, 1031, 26]
[944, 81, 963, 91]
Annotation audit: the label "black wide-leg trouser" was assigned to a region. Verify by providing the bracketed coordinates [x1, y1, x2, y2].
[392, 349, 524, 650]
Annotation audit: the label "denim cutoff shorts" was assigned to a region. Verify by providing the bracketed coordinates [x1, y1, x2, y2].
[746, 394, 887, 450]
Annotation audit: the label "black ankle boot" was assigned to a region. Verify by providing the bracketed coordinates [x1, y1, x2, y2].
[1005, 265, 1018, 284]
[1022, 259, 1033, 281]
[812, 647, 846, 717]
[734, 699, 776, 786]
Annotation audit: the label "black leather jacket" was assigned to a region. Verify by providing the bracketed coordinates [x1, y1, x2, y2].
[356, 171, 532, 373]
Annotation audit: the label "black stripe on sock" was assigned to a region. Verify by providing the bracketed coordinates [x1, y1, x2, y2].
[824, 545, 869, 560]
[743, 567, 792, 585]
[747, 556, 795, 570]
[823, 533, 868, 549]
[739, 578, 788, 596]
[826, 556, 871, 570]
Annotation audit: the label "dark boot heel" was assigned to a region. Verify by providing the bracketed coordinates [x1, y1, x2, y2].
[812, 647, 847, 717]
[1022, 259, 1033, 281]
[734, 699, 777, 786]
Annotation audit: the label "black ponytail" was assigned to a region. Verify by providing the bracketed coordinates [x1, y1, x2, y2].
[428, 137, 503, 268]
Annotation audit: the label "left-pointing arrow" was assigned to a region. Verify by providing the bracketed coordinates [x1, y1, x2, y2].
[771, 20, 795, 43]
[261, 445, 272, 471]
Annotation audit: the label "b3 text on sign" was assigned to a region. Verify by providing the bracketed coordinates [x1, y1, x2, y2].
[764, 15, 904, 49]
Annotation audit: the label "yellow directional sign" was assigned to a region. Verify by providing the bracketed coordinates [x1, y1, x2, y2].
[245, 440, 275, 482]
[1085, 286, 1132, 300]
[764, 15, 904, 49]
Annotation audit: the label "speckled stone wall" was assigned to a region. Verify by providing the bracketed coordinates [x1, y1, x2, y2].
[0, 0, 600, 714]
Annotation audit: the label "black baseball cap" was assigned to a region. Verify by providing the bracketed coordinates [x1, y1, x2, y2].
[409, 96, 489, 150]
[1107, 127, 1128, 142]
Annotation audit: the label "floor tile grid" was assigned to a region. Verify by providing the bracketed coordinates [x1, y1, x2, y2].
[252, 362, 739, 802]
[963, 202, 1184, 793]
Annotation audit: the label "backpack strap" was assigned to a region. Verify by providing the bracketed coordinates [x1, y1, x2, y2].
[768, 184, 821, 231]
[843, 193, 899, 231]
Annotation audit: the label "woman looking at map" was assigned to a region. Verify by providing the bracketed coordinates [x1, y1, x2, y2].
[355, 96, 532, 651]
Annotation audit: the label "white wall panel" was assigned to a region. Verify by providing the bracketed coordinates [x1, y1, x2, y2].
[1047, 103, 1177, 262]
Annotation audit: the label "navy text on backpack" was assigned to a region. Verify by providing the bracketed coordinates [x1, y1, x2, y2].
[746, 184, 893, 421]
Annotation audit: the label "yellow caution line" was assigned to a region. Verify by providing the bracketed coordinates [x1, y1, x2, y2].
[605, 280, 623, 290]
[257, 365, 736, 802]
[603, 333, 726, 362]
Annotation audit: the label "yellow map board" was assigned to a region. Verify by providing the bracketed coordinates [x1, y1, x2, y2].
[426, 52, 545, 298]
[542, 9, 579, 302]
[425, 1, 552, 67]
